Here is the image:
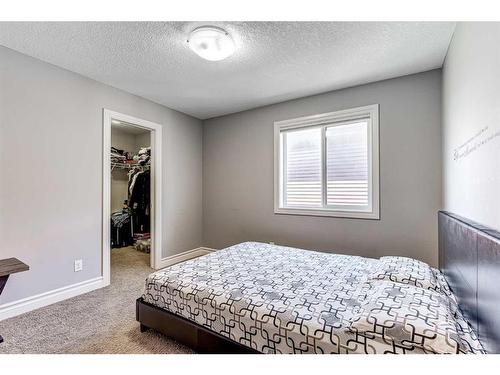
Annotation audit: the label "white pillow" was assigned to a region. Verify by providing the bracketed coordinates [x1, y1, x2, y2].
[369, 256, 441, 292]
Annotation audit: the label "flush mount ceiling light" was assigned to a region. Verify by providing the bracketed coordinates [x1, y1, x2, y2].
[187, 26, 236, 61]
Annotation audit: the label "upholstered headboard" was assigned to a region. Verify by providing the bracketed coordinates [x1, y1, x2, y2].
[438, 210, 500, 354]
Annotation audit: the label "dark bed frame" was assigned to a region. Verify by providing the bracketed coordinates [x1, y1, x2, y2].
[136, 210, 500, 353]
[136, 298, 258, 353]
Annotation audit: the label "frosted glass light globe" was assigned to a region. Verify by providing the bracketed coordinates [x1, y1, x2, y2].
[187, 26, 236, 61]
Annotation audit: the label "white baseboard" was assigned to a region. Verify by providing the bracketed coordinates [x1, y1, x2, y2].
[157, 247, 216, 269]
[0, 276, 105, 322]
[0, 246, 217, 322]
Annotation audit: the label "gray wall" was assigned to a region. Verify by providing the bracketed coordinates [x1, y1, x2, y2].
[203, 70, 442, 266]
[135, 132, 151, 152]
[111, 126, 150, 153]
[442, 23, 500, 230]
[0, 46, 203, 304]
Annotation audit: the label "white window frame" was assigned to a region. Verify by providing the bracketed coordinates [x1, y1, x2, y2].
[274, 104, 380, 220]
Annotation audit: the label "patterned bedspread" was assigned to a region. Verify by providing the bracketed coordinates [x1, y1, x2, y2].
[142, 242, 484, 354]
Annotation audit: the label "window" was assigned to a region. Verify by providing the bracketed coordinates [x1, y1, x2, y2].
[274, 105, 379, 219]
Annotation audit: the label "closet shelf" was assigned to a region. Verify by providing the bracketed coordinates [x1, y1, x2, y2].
[111, 162, 150, 172]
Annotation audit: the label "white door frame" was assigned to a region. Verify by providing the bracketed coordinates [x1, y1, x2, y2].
[102, 109, 163, 286]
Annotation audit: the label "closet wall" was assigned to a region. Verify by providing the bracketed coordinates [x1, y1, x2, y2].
[110, 127, 150, 213]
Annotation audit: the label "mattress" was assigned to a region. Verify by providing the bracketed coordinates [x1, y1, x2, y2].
[142, 242, 484, 354]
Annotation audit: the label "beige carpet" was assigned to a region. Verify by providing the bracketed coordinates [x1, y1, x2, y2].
[0, 247, 193, 354]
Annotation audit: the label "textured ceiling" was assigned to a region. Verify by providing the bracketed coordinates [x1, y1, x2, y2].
[0, 22, 455, 119]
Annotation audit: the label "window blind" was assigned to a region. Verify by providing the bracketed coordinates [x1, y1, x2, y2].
[283, 127, 322, 207]
[282, 120, 369, 209]
[326, 121, 369, 207]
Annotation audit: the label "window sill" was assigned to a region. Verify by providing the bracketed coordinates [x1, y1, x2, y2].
[274, 207, 380, 220]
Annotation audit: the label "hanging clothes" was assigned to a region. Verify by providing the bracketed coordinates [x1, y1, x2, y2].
[128, 169, 150, 233]
[110, 144, 151, 247]
[128, 168, 141, 196]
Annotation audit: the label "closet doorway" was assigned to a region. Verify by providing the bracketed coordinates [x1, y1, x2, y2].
[102, 110, 162, 286]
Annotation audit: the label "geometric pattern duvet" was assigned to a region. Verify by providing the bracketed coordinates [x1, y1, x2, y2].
[142, 242, 484, 354]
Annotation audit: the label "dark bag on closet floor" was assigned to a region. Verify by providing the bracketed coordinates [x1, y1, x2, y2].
[111, 212, 133, 248]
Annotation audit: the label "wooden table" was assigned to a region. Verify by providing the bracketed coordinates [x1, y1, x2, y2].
[0, 258, 29, 343]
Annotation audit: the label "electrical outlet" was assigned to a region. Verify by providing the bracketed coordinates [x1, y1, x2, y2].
[74, 259, 83, 272]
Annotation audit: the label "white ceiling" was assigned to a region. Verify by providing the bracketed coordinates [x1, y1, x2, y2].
[0, 22, 455, 119]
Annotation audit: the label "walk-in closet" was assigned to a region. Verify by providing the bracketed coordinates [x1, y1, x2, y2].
[110, 122, 152, 270]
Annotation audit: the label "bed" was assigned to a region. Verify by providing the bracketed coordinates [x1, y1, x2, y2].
[137, 211, 500, 354]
